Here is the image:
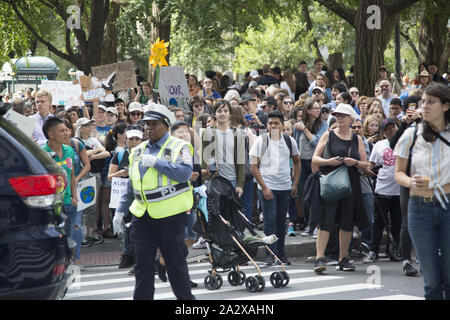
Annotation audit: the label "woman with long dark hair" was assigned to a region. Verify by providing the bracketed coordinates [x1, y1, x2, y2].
[394, 83, 450, 299]
[293, 98, 328, 234]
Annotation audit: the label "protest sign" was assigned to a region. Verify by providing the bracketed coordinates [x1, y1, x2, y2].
[40, 80, 84, 106]
[158, 66, 190, 112]
[76, 177, 97, 211]
[4, 109, 37, 138]
[109, 177, 129, 209]
[91, 60, 137, 92]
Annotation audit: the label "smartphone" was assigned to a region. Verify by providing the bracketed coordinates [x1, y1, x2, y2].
[244, 114, 253, 122]
[408, 103, 416, 111]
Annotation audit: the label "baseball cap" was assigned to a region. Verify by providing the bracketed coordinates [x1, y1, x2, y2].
[98, 102, 108, 112]
[380, 118, 398, 131]
[312, 86, 324, 93]
[75, 117, 95, 127]
[126, 129, 143, 139]
[128, 102, 143, 113]
[419, 70, 430, 77]
[250, 70, 259, 78]
[107, 107, 118, 116]
[239, 93, 256, 105]
[379, 65, 388, 71]
[114, 97, 124, 105]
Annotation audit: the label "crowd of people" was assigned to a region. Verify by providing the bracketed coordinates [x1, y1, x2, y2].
[7, 58, 449, 300]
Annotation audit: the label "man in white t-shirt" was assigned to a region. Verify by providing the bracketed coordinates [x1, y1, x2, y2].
[250, 110, 300, 266]
[364, 118, 402, 263]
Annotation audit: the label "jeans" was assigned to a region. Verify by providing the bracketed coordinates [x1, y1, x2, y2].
[257, 189, 291, 257]
[64, 204, 83, 261]
[184, 211, 196, 240]
[360, 192, 374, 246]
[241, 179, 254, 222]
[408, 196, 450, 300]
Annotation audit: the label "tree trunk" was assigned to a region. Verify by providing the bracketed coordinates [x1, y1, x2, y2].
[101, 1, 121, 65]
[148, 1, 171, 90]
[353, 1, 396, 96]
[418, 13, 450, 73]
[328, 52, 342, 71]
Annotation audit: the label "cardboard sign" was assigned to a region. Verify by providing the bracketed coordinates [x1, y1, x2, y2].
[5, 109, 37, 138]
[76, 177, 97, 211]
[40, 80, 84, 106]
[109, 177, 129, 209]
[91, 60, 137, 91]
[158, 66, 190, 112]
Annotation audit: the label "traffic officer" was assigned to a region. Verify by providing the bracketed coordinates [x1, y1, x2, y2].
[116, 103, 195, 300]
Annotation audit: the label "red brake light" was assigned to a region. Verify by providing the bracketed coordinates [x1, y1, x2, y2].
[9, 174, 67, 197]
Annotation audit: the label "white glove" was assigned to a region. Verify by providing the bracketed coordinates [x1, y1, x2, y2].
[141, 154, 157, 167]
[113, 211, 124, 236]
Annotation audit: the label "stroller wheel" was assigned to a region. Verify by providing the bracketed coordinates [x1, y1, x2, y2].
[280, 271, 290, 287]
[389, 243, 402, 262]
[245, 276, 260, 293]
[238, 271, 246, 285]
[228, 271, 241, 286]
[256, 275, 265, 292]
[204, 274, 223, 290]
[270, 272, 284, 288]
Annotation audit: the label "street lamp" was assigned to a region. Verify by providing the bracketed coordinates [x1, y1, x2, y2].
[8, 71, 16, 95]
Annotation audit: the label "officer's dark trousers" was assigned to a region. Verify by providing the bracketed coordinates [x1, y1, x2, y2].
[131, 213, 195, 300]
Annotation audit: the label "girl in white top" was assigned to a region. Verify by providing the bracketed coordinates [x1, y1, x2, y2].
[394, 83, 450, 300]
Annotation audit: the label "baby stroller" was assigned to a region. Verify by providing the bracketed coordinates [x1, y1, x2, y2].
[193, 176, 290, 293]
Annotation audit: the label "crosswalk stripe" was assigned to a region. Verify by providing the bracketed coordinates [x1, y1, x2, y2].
[363, 294, 424, 300]
[231, 283, 383, 300]
[65, 268, 317, 297]
[113, 276, 345, 300]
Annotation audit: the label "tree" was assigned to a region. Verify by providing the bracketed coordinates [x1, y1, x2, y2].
[1, 0, 114, 74]
[314, 0, 420, 96]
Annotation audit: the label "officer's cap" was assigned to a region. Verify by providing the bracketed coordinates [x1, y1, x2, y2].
[142, 103, 176, 127]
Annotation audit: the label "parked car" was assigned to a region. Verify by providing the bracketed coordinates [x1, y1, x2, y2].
[0, 102, 74, 299]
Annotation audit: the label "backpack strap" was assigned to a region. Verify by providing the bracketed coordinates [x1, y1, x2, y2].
[406, 125, 419, 176]
[260, 133, 294, 159]
[283, 133, 293, 158]
[118, 148, 126, 166]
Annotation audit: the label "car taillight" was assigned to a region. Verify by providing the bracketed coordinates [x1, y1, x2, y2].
[8, 174, 67, 208]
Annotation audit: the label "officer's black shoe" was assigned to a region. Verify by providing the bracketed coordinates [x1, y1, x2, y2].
[190, 280, 198, 288]
[119, 253, 134, 269]
[155, 259, 167, 282]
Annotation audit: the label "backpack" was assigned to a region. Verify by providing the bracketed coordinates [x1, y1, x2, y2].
[260, 133, 293, 159]
[84, 144, 106, 173]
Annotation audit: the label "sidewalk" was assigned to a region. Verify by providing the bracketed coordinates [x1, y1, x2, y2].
[78, 231, 317, 268]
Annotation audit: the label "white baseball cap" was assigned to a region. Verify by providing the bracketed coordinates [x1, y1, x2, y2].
[126, 129, 143, 139]
[331, 104, 358, 120]
[128, 102, 143, 113]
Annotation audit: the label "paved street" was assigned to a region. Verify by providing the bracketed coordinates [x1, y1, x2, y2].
[64, 256, 424, 300]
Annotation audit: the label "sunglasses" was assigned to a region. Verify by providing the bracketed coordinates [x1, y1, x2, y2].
[350, 91, 359, 95]
[130, 112, 142, 116]
[312, 91, 322, 94]
[284, 101, 293, 105]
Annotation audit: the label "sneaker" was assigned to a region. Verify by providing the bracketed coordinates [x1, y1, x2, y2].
[86, 234, 104, 245]
[81, 238, 91, 247]
[336, 257, 356, 271]
[118, 252, 134, 269]
[402, 260, 419, 277]
[190, 280, 198, 288]
[278, 255, 291, 266]
[192, 237, 207, 249]
[312, 227, 318, 239]
[359, 242, 371, 255]
[363, 251, 377, 264]
[314, 257, 327, 274]
[72, 260, 85, 271]
[301, 226, 312, 237]
[287, 223, 296, 236]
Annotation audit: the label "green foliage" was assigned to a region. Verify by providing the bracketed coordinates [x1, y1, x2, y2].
[233, 1, 355, 74]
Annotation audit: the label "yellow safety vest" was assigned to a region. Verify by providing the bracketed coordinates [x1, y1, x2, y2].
[128, 135, 194, 219]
